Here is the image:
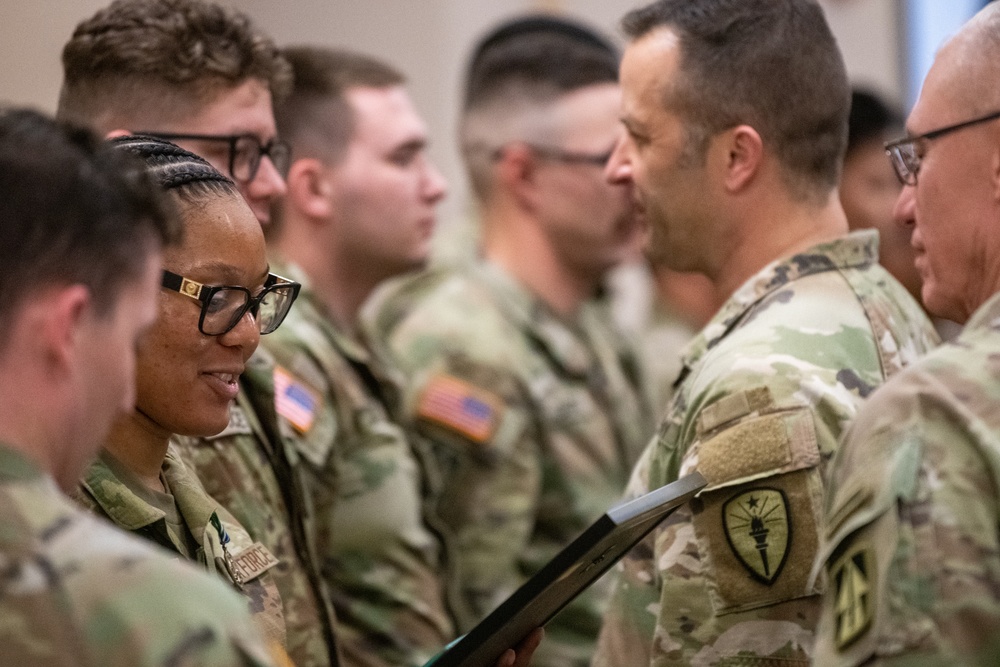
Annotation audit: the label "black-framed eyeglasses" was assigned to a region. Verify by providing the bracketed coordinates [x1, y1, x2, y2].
[140, 132, 292, 183]
[492, 143, 613, 167]
[161, 270, 301, 336]
[884, 109, 1000, 186]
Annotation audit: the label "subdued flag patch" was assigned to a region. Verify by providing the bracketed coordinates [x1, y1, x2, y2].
[722, 487, 791, 585]
[416, 374, 501, 444]
[274, 365, 319, 434]
[834, 545, 873, 650]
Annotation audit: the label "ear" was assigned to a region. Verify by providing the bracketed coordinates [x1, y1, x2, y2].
[991, 132, 1000, 203]
[496, 143, 542, 211]
[285, 158, 334, 220]
[38, 285, 93, 376]
[720, 125, 763, 194]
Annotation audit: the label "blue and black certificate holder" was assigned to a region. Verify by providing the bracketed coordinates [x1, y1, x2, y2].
[428, 471, 708, 667]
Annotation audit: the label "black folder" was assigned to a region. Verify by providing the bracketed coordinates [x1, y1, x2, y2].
[430, 471, 707, 667]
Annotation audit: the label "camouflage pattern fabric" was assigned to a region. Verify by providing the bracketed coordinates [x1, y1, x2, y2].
[591, 231, 940, 667]
[76, 444, 287, 651]
[641, 302, 701, 416]
[260, 259, 457, 667]
[364, 258, 656, 667]
[175, 350, 341, 667]
[814, 289, 1000, 666]
[0, 442, 278, 667]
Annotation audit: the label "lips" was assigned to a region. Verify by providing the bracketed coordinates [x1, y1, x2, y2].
[203, 370, 242, 400]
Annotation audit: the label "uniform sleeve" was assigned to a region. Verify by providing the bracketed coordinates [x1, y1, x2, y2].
[404, 357, 542, 624]
[815, 376, 1000, 666]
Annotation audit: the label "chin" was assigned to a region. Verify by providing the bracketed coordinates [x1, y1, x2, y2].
[174, 414, 232, 439]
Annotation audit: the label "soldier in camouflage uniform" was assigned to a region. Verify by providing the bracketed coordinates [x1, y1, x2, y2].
[591, 2, 940, 666]
[814, 5, 1000, 664]
[364, 17, 655, 667]
[58, 3, 340, 664]
[0, 108, 276, 667]
[75, 137, 297, 651]
[264, 47, 459, 667]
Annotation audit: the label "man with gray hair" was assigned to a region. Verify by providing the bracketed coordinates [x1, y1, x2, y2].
[591, 1, 939, 665]
[365, 15, 655, 667]
[814, 3, 1000, 663]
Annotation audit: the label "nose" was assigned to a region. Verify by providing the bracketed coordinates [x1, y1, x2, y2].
[892, 184, 916, 230]
[605, 135, 633, 186]
[242, 155, 288, 215]
[218, 308, 261, 359]
[422, 159, 448, 204]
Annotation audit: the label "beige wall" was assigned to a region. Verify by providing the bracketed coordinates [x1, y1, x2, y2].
[0, 0, 903, 244]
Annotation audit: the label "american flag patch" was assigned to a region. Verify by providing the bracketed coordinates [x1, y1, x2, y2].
[416, 374, 501, 444]
[274, 365, 319, 434]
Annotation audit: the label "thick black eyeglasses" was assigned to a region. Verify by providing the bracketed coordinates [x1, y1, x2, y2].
[140, 132, 292, 183]
[493, 143, 613, 167]
[885, 109, 1000, 186]
[161, 270, 301, 336]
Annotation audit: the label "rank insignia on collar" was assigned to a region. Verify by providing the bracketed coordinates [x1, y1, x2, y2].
[833, 545, 874, 650]
[722, 487, 791, 585]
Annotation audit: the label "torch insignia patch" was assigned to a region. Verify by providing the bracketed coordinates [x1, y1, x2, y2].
[722, 487, 791, 585]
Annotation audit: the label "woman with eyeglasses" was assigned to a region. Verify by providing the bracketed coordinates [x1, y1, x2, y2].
[74, 136, 301, 656]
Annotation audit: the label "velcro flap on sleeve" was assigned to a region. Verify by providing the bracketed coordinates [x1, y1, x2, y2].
[696, 404, 820, 491]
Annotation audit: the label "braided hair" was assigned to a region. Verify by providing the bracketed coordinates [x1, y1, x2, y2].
[109, 134, 239, 204]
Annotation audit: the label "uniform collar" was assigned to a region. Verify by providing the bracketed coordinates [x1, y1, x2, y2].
[677, 230, 880, 380]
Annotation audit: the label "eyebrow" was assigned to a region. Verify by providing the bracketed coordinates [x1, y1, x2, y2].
[183, 261, 269, 286]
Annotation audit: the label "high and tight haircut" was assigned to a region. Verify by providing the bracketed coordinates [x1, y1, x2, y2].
[622, 0, 849, 203]
[0, 108, 180, 349]
[110, 135, 240, 206]
[847, 89, 902, 155]
[460, 14, 620, 200]
[57, 0, 292, 132]
[275, 46, 405, 166]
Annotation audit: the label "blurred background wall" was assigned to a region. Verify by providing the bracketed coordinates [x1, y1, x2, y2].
[0, 0, 978, 249]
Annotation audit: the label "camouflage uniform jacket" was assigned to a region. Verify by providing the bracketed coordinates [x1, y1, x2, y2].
[0, 443, 278, 666]
[814, 289, 1000, 666]
[592, 230, 939, 667]
[261, 258, 457, 667]
[175, 349, 341, 667]
[77, 444, 287, 651]
[364, 258, 656, 667]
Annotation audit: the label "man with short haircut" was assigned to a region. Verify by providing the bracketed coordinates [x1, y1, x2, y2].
[814, 5, 1000, 663]
[0, 106, 276, 667]
[591, 1, 939, 665]
[265, 46, 456, 667]
[364, 16, 655, 667]
[58, 3, 337, 665]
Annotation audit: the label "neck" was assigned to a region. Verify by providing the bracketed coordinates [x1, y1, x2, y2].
[273, 223, 371, 333]
[103, 411, 170, 493]
[710, 191, 849, 301]
[481, 205, 598, 318]
[0, 371, 80, 492]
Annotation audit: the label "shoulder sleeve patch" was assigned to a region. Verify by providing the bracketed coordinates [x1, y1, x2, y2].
[273, 365, 320, 434]
[416, 374, 503, 444]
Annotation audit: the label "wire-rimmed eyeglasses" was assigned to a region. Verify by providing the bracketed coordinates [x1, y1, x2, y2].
[885, 109, 1000, 186]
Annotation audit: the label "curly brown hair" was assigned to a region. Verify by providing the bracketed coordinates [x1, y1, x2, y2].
[57, 0, 291, 132]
